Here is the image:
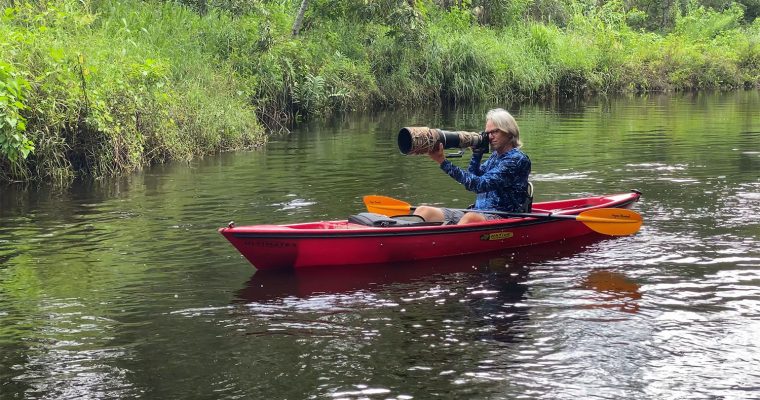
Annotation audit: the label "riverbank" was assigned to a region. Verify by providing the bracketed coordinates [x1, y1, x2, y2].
[1, 0, 758, 182]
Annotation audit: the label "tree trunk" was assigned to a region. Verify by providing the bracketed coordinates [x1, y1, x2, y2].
[292, 0, 309, 36]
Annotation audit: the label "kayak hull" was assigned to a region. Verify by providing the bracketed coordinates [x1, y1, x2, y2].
[219, 192, 640, 270]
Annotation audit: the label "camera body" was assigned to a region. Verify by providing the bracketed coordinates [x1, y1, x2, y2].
[397, 127, 489, 155]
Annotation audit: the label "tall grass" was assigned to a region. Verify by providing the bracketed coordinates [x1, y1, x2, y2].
[1, 0, 264, 182]
[1, 0, 758, 181]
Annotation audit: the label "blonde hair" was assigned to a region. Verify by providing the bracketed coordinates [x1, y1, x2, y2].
[486, 108, 521, 148]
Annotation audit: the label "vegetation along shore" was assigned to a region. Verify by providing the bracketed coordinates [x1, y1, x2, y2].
[1, 0, 758, 182]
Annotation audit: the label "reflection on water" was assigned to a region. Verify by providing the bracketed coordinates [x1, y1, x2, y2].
[581, 270, 642, 313]
[1, 91, 759, 399]
[236, 235, 603, 303]
[220, 236, 611, 398]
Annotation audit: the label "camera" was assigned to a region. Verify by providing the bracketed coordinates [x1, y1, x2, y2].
[397, 127, 489, 155]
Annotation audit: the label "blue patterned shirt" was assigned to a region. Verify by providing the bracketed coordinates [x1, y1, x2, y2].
[440, 148, 531, 212]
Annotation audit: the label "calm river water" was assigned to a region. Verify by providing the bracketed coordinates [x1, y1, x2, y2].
[1, 91, 759, 399]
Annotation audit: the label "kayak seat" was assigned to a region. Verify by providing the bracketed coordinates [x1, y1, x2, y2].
[348, 212, 443, 227]
[522, 181, 534, 213]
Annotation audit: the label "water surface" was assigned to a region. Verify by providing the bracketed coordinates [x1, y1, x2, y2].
[1, 91, 759, 399]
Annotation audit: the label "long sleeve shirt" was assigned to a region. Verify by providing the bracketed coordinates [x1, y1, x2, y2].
[440, 148, 531, 212]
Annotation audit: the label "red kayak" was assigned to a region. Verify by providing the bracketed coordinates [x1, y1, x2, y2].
[219, 191, 641, 270]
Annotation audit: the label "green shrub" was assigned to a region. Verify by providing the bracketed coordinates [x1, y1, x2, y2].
[0, 0, 265, 181]
[0, 61, 34, 168]
[1, 0, 758, 181]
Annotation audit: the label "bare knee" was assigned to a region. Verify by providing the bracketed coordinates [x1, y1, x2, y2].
[457, 212, 486, 225]
[414, 205, 444, 222]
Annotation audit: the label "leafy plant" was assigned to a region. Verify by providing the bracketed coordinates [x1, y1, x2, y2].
[0, 61, 35, 165]
[1, 0, 758, 182]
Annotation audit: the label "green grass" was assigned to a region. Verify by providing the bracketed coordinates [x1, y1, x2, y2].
[1, 0, 265, 181]
[1, 0, 758, 181]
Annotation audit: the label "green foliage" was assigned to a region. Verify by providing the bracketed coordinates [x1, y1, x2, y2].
[1, 0, 265, 181]
[473, 0, 532, 26]
[674, 2, 744, 39]
[319, 52, 379, 111]
[527, 0, 572, 25]
[740, 0, 760, 21]
[656, 4, 751, 89]
[0, 61, 35, 169]
[437, 33, 495, 101]
[1, 0, 758, 181]
[740, 20, 760, 84]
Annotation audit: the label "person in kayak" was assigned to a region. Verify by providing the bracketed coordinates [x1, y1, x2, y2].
[414, 108, 531, 225]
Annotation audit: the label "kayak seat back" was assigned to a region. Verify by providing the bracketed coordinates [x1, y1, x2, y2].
[348, 212, 443, 227]
[522, 181, 534, 212]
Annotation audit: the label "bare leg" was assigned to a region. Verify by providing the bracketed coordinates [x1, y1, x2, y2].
[458, 212, 487, 225]
[413, 205, 445, 222]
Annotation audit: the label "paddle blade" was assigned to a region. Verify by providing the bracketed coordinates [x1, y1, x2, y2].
[576, 208, 643, 236]
[363, 195, 413, 217]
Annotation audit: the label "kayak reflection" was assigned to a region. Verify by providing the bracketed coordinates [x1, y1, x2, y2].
[580, 270, 642, 313]
[235, 234, 610, 303]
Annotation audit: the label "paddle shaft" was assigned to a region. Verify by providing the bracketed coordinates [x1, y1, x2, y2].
[363, 194, 642, 235]
[418, 207, 623, 223]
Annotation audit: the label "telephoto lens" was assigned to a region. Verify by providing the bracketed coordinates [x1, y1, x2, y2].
[397, 127, 488, 155]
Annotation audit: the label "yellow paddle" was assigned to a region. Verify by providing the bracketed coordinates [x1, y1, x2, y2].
[363, 195, 642, 236]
